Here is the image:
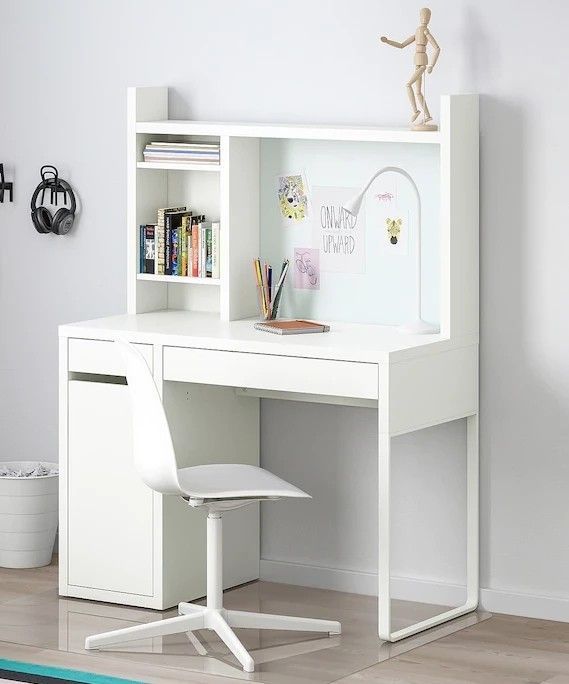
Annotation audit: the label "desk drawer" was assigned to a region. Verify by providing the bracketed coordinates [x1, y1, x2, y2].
[68, 339, 153, 376]
[163, 347, 378, 400]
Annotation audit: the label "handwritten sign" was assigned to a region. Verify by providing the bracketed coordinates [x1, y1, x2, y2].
[311, 186, 365, 273]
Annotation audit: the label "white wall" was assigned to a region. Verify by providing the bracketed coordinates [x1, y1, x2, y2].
[2, 0, 568, 620]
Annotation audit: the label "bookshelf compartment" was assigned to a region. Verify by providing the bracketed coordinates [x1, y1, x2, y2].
[134, 160, 221, 314]
[136, 133, 221, 168]
[135, 168, 220, 225]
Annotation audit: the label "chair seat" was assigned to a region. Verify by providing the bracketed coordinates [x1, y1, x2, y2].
[177, 464, 310, 501]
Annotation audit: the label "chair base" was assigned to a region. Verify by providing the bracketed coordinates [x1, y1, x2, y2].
[85, 512, 341, 672]
[85, 603, 341, 672]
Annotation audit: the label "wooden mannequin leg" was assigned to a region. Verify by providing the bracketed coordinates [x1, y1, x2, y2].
[414, 70, 432, 121]
[406, 67, 424, 122]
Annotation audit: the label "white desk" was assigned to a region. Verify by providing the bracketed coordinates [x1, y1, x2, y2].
[59, 310, 479, 642]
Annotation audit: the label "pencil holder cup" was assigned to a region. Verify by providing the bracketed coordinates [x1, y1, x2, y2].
[256, 285, 279, 321]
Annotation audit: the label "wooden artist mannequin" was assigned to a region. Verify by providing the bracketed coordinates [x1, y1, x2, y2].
[380, 7, 440, 131]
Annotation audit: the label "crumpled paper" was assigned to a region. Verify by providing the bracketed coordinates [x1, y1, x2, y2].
[0, 463, 59, 478]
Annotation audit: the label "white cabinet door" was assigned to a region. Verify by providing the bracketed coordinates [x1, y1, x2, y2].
[67, 380, 154, 596]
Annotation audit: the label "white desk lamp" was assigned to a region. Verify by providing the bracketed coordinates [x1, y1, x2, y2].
[343, 166, 439, 335]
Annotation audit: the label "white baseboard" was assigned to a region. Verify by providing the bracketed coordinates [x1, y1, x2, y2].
[479, 587, 569, 622]
[260, 559, 569, 623]
[259, 559, 466, 604]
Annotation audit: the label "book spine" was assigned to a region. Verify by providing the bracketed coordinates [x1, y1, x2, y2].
[143, 225, 156, 274]
[177, 227, 181, 275]
[171, 225, 179, 276]
[181, 216, 189, 276]
[165, 214, 172, 275]
[197, 225, 202, 277]
[186, 226, 193, 276]
[211, 222, 220, 279]
[156, 212, 165, 275]
[180, 227, 186, 276]
[139, 225, 144, 274]
[206, 226, 212, 277]
[191, 221, 199, 277]
[199, 224, 206, 277]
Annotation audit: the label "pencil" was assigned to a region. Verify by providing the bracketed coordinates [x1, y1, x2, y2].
[254, 258, 267, 317]
[271, 259, 289, 317]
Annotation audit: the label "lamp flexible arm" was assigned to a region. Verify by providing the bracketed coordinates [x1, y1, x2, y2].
[356, 166, 422, 320]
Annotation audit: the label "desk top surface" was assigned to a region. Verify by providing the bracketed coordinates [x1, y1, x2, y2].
[59, 311, 468, 363]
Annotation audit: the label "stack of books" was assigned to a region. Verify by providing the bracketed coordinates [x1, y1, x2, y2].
[143, 142, 220, 166]
[140, 206, 220, 279]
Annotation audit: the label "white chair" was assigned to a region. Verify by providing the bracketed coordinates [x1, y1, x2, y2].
[84, 340, 341, 672]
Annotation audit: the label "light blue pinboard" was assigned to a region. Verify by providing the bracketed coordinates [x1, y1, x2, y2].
[259, 137, 440, 326]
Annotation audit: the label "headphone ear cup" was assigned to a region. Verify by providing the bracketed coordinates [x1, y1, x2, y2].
[51, 208, 74, 235]
[32, 206, 53, 234]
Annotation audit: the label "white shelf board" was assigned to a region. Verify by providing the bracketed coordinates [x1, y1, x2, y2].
[137, 274, 221, 285]
[137, 161, 221, 172]
[136, 120, 441, 144]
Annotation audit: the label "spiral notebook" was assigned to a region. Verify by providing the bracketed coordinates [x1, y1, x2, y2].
[254, 320, 330, 335]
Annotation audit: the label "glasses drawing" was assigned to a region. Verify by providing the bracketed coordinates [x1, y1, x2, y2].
[295, 251, 319, 286]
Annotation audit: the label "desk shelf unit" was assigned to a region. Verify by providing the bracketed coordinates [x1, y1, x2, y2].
[129, 87, 478, 341]
[58, 88, 479, 640]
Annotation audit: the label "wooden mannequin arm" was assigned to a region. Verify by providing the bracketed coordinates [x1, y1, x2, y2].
[380, 34, 415, 49]
[426, 31, 440, 71]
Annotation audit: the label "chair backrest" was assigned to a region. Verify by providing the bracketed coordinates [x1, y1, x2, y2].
[116, 340, 182, 495]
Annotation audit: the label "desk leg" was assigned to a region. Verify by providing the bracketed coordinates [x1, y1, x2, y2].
[378, 431, 391, 640]
[379, 413, 479, 642]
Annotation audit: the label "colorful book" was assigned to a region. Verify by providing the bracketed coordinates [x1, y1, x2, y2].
[139, 225, 144, 274]
[189, 215, 205, 277]
[186, 224, 194, 276]
[142, 224, 156, 274]
[170, 225, 180, 276]
[205, 225, 212, 277]
[181, 215, 191, 276]
[211, 222, 220, 279]
[195, 220, 210, 277]
[191, 218, 199, 277]
[156, 206, 186, 275]
[164, 210, 190, 275]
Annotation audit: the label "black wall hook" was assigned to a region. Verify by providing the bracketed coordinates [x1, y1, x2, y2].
[39, 165, 68, 206]
[0, 164, 14, 203]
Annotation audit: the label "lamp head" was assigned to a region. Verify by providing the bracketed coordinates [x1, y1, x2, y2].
[342, 190, 365, 217]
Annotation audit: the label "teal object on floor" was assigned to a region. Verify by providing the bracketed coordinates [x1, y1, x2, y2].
[0, 659, 144, 684]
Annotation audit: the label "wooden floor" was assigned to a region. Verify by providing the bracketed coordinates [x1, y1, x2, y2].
[0, 561, 567, 684]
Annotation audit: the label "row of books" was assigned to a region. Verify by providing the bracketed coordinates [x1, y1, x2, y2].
[143, 141, 220, 165]
[139, 206, 220, 279]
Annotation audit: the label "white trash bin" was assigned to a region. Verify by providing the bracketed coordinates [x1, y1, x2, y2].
[0, 462, 58, 568]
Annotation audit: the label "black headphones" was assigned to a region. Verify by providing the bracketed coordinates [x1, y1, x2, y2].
[31, 166, 76, 235]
